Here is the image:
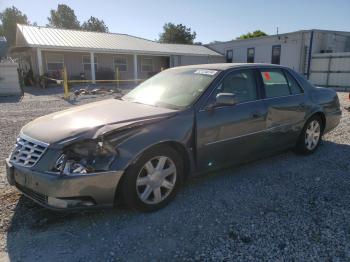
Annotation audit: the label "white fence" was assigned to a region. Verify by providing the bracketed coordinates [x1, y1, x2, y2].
[0, 62, 22, 96]
[310, 52, 350, 89]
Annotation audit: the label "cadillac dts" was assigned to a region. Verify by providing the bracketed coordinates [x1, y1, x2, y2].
[6, 64, 341, 212]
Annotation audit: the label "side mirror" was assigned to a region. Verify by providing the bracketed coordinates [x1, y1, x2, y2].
[215, 93, 237, 107]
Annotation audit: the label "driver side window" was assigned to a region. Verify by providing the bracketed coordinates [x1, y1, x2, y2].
[216, 69, 258, 104]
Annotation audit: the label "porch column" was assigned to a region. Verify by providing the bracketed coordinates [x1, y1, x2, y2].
[90, 52, 96, 83]
[133, 54, 138, 84]
[36, 48, 43, 76]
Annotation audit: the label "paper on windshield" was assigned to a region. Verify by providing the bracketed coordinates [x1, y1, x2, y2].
[194, 69, 218, 76]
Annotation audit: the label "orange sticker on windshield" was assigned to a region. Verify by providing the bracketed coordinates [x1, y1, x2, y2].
[263, 72, 271, 81]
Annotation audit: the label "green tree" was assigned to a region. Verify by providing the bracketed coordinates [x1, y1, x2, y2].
[82, 16, 109, 32]
[237, 30, 268, 40]
[159, 23, 196, 44]
[0, 6, 29, 46]
[47, 4, 80, 29]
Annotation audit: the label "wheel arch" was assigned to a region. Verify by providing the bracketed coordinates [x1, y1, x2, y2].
[307, 111, 326, 132]
[113, 140, 193, 206]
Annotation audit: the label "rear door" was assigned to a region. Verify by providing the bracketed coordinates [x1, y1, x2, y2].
[196, 69, 267, 170]
[259, 68, 308, 149]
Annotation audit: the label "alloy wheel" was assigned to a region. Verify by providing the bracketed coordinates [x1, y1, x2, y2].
[136, 156, 177, 204]
[305, 120, 321, 150]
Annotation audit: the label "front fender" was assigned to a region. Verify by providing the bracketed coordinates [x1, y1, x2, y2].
[108, 109, 195, 172]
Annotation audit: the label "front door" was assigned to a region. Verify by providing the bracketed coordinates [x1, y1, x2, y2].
[196, 69, 267, 171]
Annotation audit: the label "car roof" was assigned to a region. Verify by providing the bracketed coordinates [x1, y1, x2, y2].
[171, 63, 290, 71]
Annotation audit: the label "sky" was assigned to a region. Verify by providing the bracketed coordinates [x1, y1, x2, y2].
[1, 0, 350, 43]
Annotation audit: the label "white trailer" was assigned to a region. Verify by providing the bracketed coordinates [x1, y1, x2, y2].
[208, 29, 350, 83]
[310, 52, 350, 88]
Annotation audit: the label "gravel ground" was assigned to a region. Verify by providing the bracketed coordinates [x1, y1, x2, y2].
[0, 89, 349, 261]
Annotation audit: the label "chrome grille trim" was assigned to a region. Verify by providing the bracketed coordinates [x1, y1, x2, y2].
[10, 133, 49, 167]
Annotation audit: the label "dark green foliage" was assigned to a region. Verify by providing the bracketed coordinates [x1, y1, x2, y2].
[159, 23, 196, 44]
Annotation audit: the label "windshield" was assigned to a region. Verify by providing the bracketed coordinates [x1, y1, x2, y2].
[122, 68, 219, 109]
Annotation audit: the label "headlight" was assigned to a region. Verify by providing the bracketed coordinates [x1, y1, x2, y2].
[53, 140, 117, 176]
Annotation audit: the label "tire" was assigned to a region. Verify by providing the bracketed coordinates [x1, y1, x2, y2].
[120, 145, 184, 212]
[294, 115, 323, 155]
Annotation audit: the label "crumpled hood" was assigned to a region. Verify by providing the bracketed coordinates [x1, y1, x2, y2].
[21, 99, 177, 145]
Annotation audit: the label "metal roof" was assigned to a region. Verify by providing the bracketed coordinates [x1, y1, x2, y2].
[16, 24, 222, 57]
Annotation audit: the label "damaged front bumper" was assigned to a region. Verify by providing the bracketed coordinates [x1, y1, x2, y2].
[6, 158, 123, 210]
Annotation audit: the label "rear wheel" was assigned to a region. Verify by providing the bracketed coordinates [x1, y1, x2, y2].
[121, 146, 183, 212]
[294, 115, 323, 154]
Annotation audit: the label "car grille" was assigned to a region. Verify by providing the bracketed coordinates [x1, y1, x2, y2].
[10, 134, 48, 167]
[15, 183, 48, 205]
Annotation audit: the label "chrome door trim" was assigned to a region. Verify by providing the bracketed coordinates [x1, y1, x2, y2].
[199, 93, 305, 113]
[205, 122, 297, 146]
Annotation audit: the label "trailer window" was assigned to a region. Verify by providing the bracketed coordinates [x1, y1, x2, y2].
[247, 48, 255, 63]
[226, 50, 233, 63]
[271, 45, 281, 64]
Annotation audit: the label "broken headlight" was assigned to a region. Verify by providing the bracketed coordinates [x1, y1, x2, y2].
[54, 140, 117, 176]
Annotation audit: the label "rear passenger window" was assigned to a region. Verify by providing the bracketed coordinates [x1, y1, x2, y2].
[260, 70, 290, 98]
[285, 71, 303, 94]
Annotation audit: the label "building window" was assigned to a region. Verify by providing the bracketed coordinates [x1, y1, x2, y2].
[82, 55, 98, 72]
[46, 54, 64, 73]
[114, 55, 128, 72]
[141, 58, 153, 72]
[247, 48, 255, 63]
[271, 45, 281, 64]
[226, 50, 233, 63]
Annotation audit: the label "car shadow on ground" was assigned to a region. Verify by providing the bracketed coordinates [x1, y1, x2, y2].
[5, 140, 350, 261]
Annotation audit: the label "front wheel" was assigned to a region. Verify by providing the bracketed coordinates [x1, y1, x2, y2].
[294, 115, 323, 154]
[120, 146, 183, 212]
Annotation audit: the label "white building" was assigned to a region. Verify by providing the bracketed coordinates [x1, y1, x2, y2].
[208, 29, 350, 86]
[12, 24, 224, 82]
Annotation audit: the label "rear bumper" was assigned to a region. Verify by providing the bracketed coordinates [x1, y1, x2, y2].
[324, 109, 342, 134]
[6, 158, 124, 210]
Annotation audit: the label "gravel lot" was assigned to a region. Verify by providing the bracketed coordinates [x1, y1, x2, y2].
[0, 89, 349, 261]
